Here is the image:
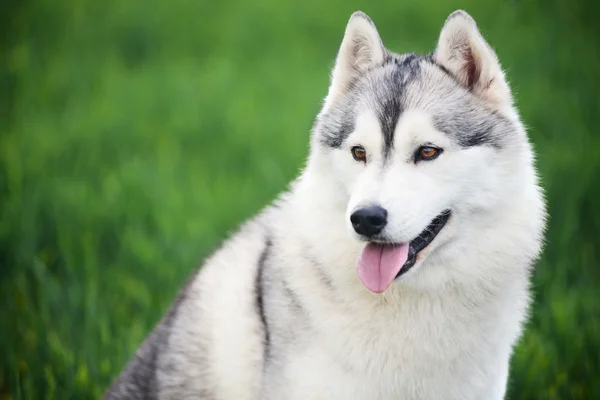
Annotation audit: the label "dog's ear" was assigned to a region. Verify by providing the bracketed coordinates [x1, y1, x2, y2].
[434, 10, 512, 108]
[324, 12, 386, 109]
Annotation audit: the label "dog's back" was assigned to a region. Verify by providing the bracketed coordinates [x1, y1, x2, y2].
[106, 217, 270, 399]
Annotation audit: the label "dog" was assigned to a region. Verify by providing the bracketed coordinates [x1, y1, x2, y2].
[105, 10, 546, 399]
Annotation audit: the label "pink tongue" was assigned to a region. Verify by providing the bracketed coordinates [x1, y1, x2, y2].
[357, 243, 409, 293]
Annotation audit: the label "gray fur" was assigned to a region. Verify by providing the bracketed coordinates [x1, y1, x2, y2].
[318, 53, 509, 153]
[281, 278, 304, 313]
[105, 275, 196, 399]
[307, 254, 335, 291]
[104, 10, 544, 400]
[255, 238, 271, 364]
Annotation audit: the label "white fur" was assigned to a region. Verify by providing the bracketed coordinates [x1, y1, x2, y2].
[324, 12, 386, 110]
[106, 10, 547, 400]
[198, 10, 544, 400]
[434, 10, 513, 109]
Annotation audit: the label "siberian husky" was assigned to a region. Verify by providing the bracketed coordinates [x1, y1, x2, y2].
[106, 10, 546, 400]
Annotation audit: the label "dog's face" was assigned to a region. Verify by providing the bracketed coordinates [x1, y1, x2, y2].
[310, 11, 534, 292]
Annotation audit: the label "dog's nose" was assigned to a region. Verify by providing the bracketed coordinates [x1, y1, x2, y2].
[350, 206, 388, 238]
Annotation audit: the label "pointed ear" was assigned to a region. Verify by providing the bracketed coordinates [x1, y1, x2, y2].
[434, 10, 512, 108]
[324, 12, 386, 109]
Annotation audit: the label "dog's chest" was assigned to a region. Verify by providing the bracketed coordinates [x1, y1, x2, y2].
[266, 297, 503, 400]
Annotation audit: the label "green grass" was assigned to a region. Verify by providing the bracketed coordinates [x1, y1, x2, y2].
[1, 0, 599, 398]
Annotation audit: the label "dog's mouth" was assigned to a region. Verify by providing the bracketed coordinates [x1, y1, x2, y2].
[356, 210, 451, 293]
[400, 209, 452, 275]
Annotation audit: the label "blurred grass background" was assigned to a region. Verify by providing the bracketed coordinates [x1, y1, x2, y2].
[1, 0, 599, 398]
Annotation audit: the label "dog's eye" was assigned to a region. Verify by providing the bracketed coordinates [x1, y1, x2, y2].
[351, 146, 367, 162]
[415, 145, 442, 162]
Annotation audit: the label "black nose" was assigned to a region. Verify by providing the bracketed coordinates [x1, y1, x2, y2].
[350, 206, 388, 238]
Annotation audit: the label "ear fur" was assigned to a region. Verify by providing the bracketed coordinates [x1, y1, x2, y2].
[324, 11, 386, 109]
[434, 10, 512, 107]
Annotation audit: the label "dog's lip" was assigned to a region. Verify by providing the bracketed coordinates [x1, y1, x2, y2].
[406, 209, 451, 259]
[367, 210, 452, 278]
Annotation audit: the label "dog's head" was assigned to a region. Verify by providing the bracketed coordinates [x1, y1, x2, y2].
[308, 11, 545, 293]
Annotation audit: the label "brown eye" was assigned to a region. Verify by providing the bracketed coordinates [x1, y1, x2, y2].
[420, 147, 438, 158]
[415, 145, 442, 162]
[351, 146, 367, 162]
